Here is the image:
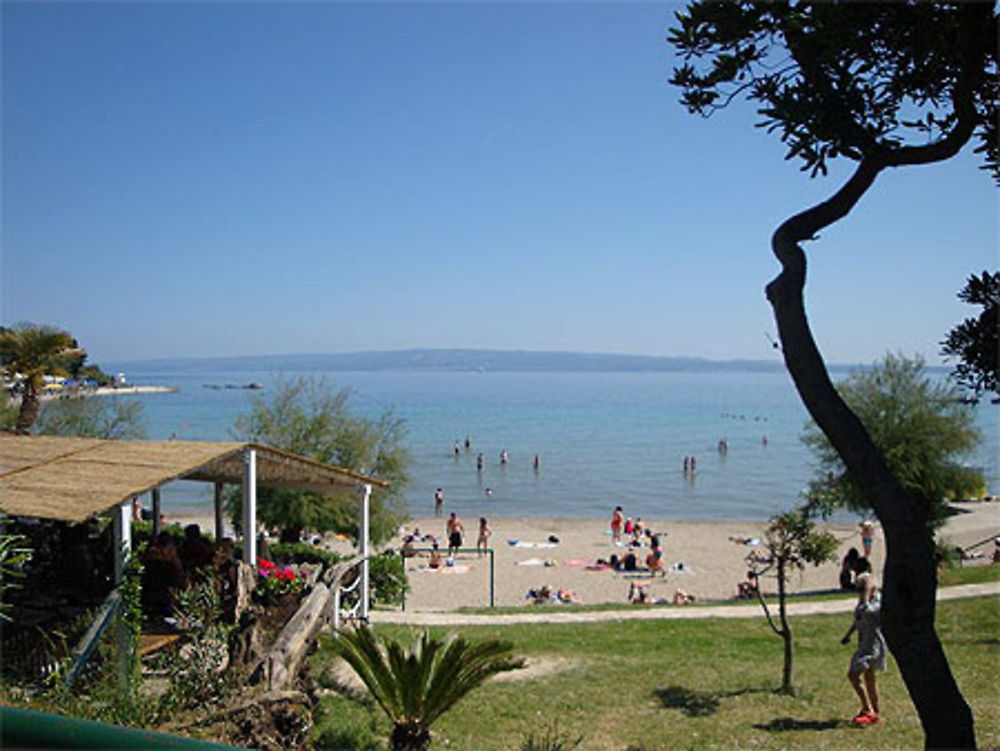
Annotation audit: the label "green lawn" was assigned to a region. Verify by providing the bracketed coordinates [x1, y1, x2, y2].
[312, 594, 1000, 750]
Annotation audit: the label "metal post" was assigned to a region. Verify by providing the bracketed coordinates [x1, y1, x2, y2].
[151, 488, 161, 537]
[333, 588, 341, 631]
[213, 482, 224, 541]
[489, 548, 495, 608]
[360, 484, 371, 621]
[242, 448, 257, 566]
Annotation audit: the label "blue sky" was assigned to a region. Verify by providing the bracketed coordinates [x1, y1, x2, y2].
[2, 2, 996, 366]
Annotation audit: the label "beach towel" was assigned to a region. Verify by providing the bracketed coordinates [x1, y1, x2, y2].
[516, 557, 548, 567]
[411, 564, 472, 574]
[512, 540, 557, 549]
[562, 558, 592, 568]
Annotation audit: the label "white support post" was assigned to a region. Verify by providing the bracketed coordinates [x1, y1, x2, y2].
[243, 448, 257, 566]
[113, 500, 132, 585]
[214, 482, 225, 541]
[360, 484, 371, 621]
[112, 500, 133, 686]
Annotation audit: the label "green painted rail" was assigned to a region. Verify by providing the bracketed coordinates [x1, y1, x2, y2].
[0, 706, 238, 749]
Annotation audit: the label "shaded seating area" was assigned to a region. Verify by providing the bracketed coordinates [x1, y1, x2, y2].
[0, 434, 383, 684]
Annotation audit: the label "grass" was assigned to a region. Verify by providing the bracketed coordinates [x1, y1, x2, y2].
[312, 593, 1000, 750]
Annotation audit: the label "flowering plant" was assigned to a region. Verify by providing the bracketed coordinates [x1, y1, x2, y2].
[255, 558, 303, 602]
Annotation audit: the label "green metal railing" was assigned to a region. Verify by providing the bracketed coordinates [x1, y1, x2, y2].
[0, 706, 236, 749]
[399, 547, 494, 610]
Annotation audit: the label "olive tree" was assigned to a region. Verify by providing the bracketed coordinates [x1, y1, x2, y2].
[803, 353, 983, 530]
[227, 375, 410, 544]
[669, 3, 997, 747]
[941, 270, 999, 398]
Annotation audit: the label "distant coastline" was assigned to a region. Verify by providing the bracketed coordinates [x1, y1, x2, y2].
[38, 385, 177, 401]
[106, 347, 882, 375]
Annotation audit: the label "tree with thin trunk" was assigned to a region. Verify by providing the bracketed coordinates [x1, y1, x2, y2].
[751, 509, 837, 695]
[334, 626, 523, 751]
[0, 324, 82, 435]
[669, 3, 997, 747]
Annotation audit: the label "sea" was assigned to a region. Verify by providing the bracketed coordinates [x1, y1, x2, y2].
[99, 362, 999, 524]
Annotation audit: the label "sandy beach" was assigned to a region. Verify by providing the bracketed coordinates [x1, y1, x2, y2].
[174, 501, 999, 612]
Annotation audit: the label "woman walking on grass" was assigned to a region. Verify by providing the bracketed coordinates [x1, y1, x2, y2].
[841, 572, 888, 726]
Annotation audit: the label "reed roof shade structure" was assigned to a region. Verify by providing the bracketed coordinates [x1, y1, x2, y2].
[0, 434, 384, 524]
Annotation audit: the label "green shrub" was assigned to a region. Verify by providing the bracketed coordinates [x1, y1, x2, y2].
[368, 553, 407, 607]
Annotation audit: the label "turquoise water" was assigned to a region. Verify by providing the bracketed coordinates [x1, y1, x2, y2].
[104, 365, 999, 522]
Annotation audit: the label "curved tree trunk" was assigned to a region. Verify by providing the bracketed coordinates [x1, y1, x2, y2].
[766, 177, 975, 746]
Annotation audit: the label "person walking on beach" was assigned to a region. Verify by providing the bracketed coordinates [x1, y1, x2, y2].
[434, 488, 444, 517]
[446, 512, 464, 557]
[476, 517, 491, 557]
[841, 572, 887, 726]
[860, 520, 875, 559]
[611, 506, 624, 544]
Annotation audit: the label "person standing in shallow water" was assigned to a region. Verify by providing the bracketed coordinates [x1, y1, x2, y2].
[433, 488, 444, 517]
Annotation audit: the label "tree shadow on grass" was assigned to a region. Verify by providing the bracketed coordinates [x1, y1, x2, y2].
[753, 717, 846, 732]
[654, 685, 772, 717]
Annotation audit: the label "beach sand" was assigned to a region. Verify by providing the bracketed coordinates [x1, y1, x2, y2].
[174, 502, 999, 612]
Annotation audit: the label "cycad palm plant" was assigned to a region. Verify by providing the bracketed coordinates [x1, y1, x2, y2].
[334, 625, 523, 751]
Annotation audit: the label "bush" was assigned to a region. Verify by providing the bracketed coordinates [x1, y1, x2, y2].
[368, 553, 407, 607]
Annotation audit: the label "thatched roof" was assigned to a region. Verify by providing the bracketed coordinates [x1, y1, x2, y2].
[0, 434, 385, 523]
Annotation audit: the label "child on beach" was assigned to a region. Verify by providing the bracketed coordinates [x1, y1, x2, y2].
[841, 572, 887, 726]
[611, 506, 624, 544]
[477, 517, 491, 557]
[860, 520, 875, 559]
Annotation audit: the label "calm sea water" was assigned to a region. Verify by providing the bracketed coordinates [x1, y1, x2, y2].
[102, 364, 999, 523]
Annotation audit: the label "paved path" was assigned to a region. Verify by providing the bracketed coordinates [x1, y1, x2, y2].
[371, 582, 999, 627]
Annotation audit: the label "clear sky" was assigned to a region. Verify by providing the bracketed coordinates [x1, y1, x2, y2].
[2, 2, 996, 365]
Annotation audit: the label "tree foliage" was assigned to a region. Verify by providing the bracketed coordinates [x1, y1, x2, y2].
[941, 270, 999, 398]
[803, 354, 983, 530]
[752, 509, 837, 694]
[34, 396, 146, 439]
[670, 2, 998, 180]
[227, 375, 410, 544]
[0, 323, 82, 434]
[669, 5, 996, 744]
[334, 626, 523, 751]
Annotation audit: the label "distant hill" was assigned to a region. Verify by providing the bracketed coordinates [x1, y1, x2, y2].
[114, 348, 813, 373]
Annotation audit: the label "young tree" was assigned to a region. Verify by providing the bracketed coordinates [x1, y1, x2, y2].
[941, 270, 999, 398]
[0, 324, 82, 434]
[803, 354, 983, 529]
[750, 510, 837, 695]
[335, 626, 523, 751]
[670, 4, 997, 746]
[228, 375, 410, 544]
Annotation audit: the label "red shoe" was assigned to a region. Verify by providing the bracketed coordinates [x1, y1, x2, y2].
[865, 711, 882, 725]
[852, 712, 874, 726]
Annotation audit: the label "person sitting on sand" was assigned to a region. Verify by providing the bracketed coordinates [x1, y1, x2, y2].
[840, 547, 864, 590]
[736, 570, 759, 600]
[401, 536, 416, 558]
[672, 589, 696, 605]
[428, 542, 443, 569]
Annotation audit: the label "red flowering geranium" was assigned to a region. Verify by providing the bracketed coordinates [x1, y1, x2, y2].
[255, 558, 302, 602]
